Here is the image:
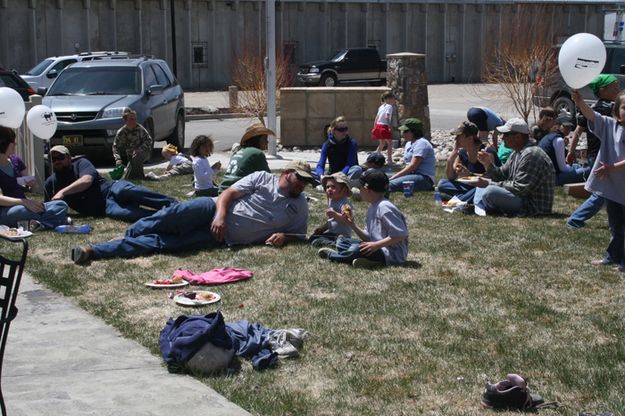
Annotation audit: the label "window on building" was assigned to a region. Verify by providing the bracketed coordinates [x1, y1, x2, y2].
[192, 43, 208, 67]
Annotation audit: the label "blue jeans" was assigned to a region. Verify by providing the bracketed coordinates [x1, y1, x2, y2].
[326, 236, 386, 264]
[556, 164, 591, 186]
[389, 174, 433, 193]
[474, 185, 523, 215]
[436, 179, 477, 202]
[605, 200, 625, 267]
[92, 197, 219, 259]
[0, 200, 68, 229]
[105, 180, 176, 222]
[567, 193, 605, 228]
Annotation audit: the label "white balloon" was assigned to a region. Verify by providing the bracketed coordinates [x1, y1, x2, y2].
[0, 87, 26, 128]
[26, 105, 57, 140]
[558, 33, 606, 89]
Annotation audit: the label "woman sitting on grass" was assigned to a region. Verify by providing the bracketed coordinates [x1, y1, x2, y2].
[190, 135, 221, 197]
[0, 126, 69, 229]
[388, 118, 436, 193]
[437, 121, 500, 202]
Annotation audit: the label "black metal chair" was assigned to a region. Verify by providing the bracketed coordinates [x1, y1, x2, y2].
[0, 236, 28, 416]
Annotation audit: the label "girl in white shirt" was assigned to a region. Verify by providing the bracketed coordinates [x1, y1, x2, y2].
[371, 92, 396, 166]
[190, 135, 221, 197]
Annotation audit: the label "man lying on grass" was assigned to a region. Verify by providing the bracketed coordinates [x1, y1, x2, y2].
[70, 160, 316, 264]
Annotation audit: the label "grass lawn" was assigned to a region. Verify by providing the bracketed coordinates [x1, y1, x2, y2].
[19, 166, 625, 415]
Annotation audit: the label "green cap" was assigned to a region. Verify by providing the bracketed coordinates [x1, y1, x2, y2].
[398, 118, 423, 133]
[588, 74, 618, 98]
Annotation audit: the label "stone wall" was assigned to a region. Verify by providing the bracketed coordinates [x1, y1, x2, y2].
[387, 53, 430, 138]
[280, 87, 390, 148]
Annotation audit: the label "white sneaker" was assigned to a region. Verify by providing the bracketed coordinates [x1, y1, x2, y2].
[145, 171, 160, 180]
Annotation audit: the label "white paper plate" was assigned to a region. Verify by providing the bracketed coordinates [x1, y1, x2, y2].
[457, 176, 483, 185]
[174, 291, 221, 306]
[0, 226, 33, 240]
[145, 280, 189, 289]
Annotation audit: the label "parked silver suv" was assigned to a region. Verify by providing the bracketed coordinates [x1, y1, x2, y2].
[42, 58, 185, 160]
[532, 42, 625, 115]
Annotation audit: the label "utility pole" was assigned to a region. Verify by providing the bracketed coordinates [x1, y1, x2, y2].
[266, 0, 277, 156]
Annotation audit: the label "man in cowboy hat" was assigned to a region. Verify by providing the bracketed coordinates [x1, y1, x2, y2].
[218, 123, 275, 193]
[71, 160, 316, 263]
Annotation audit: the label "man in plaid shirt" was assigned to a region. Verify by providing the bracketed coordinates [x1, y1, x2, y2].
[473, 118, 555, 216]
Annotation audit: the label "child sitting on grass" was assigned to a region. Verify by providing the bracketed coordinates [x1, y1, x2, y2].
[190, 135, 221, 197]
[146, 144, 193, 180]
[318, 169, 409, 268]
[309, 172, 353, 247]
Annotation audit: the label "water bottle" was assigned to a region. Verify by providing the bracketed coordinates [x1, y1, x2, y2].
[434, 191, 442, 207]
[55, 224, 92, 234]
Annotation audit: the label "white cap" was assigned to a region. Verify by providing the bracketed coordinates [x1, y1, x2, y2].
[496, 118, 529, 135]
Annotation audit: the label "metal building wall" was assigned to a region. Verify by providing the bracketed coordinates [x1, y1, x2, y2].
[0, 0, 614, 89]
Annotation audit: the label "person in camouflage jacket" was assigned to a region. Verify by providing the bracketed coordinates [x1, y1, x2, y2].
[112, 108, 153, 180]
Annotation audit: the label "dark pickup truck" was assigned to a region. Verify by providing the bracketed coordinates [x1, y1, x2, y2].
[297, 48, 387, 87]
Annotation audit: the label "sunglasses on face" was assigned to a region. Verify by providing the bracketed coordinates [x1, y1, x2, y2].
[51, 154, 66, 162]
[334, 127, 349, 132]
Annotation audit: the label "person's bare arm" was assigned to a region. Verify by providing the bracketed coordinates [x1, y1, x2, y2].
[210, 187, 246, 242]
[567, 125, 583, 164]
[390, 156, 422, 180]
[572, 90, 594, 123]
[52, 175, 94, 200]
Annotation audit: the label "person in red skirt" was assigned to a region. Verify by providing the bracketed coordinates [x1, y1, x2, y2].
[371, 92, 396, 165]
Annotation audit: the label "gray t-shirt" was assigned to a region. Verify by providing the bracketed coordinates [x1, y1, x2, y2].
[365, 199, 409, 264]
[328, 197, 352, 237]
[224, 171, 309, 245]
[587, 112, 625, 206]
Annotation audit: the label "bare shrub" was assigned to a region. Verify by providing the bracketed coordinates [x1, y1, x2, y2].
[231, 44, 294, 124]
[481, 3, 559, 122]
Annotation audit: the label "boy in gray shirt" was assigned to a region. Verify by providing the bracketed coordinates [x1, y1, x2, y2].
[318, 169, 409, 268]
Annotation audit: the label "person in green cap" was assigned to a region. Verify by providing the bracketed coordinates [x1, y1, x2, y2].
[389, 118, 436, 193]
[566, 74, 621, 229]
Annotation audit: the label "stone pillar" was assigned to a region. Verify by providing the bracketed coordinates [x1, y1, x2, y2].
[386, 52, 430, 138]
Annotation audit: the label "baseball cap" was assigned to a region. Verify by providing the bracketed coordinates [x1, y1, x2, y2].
[359, 169, 389, 193]
[496, 118, 529, 135]
[321, 172, 352, 196]
[366, 152, 386, 167]
[398, 118, 423, 134]
[285, 159, 316, 184]
[451, 121, 479, 137]
[50, 145, 71, 156]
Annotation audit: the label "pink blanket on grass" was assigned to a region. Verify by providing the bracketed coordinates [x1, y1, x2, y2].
[173, 268, 253, 285]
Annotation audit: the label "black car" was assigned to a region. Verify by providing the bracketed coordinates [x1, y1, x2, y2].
[0, 68, 35, 101]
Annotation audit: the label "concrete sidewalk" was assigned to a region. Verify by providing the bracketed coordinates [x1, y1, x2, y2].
[3, 272, 250, 416]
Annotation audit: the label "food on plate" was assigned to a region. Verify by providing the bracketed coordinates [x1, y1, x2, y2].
[341, 204, 353, 220]
[196, 292, 216, 301]
[442, 201, 460, 207]
[2, 228, 20, 237]
[151, 275, 184, 285]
